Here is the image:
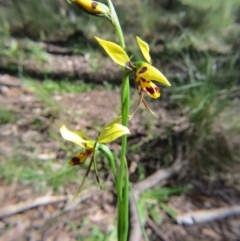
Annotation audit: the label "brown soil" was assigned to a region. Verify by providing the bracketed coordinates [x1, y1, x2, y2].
[0, 74, 239, 241]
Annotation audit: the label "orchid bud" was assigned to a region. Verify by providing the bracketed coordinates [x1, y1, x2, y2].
[68, 0, 109, 17]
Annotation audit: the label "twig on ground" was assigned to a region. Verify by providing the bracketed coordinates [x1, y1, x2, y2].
[147, 217, 168, 241]
[0, 186, 101, 219]
[129, 192, 143, 241]
[129, 145, 185, 241]
[63, 187, 101, 212]
[0, 80, 22, 88]
[176, 205, 240, 225]
[0, 195, 68, 218]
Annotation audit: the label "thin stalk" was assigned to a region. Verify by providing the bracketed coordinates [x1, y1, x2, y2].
[107, 0, 129, 199]
[119, 71, 130, 196]
[106, 1, 130, 240]
[118, 73, 130, 241]
[106, 0, 125, 50]
[122, 157, 129, 241]
[98, 144, 118, 187]
[99, 144, 124, 238]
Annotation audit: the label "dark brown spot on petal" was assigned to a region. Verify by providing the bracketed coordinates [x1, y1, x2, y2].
[146, 87, 155, 95]
[71, 156, 81, 165]
[139, 66, 147, 74]
[140, 77, 146, 82]
[86, 148, 93, 155]
[91, 2, 98, 9]
[146, 80, 150, 83]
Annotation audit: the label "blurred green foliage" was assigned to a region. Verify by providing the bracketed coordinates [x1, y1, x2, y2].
[24, 78, 96, 94]
[0, 107, 15, 124]
[138, 185, 191, 224]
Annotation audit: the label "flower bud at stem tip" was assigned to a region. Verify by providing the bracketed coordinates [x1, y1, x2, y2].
[68, 0, 109, 17]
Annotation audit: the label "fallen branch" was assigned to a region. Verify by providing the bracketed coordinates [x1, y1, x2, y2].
[147, 217, 168, 241]
[0, 80, 22, 88]
[0, 195, 68, 218]
[176, 205, 240, 225]
[129, 145, 185, 241]
[129, 192, 142, 241]
[0, 185, 100, 219]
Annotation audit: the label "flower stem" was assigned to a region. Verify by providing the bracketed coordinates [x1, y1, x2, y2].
[106, 0, 125, 50]
[106, 1, 130, 240]
[98, 144, 118, 186]
[119, 72, 130, 241]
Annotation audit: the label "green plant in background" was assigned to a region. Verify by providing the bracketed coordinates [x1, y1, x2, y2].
[166, 40, 240, 177]
[24, 78, 96, 95]
[138, 185, 191, 224]
[60, 0, 171, 240]
[0, 107, 15, 124]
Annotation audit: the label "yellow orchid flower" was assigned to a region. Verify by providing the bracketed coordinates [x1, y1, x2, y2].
[134, 61, 170, 98]
[95, 36, 171, 114]
[60, 125, 93, 165]
[60, 120, 130, 165]
[60, 119, 130, 196]
[67, 0, 109, 17]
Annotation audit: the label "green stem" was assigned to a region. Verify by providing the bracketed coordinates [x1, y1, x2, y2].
[98, 144, 118, 186]
[106, 0, 125, 50]
[106, 1, 130, 240]
[98, 144, 126, 240]
[122, 157, 129, 241]
[119, 71, 130, 196]
[118, 73, 130, 241]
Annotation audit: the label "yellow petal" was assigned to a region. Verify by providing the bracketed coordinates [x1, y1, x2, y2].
[136, 62, 171, 87]
[103, 116, 122, 129]
[60, 125, 88, 148]
[98, 123, 130, 143]
[139, 77, 160, 99]
[103, 116, 133, 128]
[136, 36, 151, 64]
[95, 37, 130, 67]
